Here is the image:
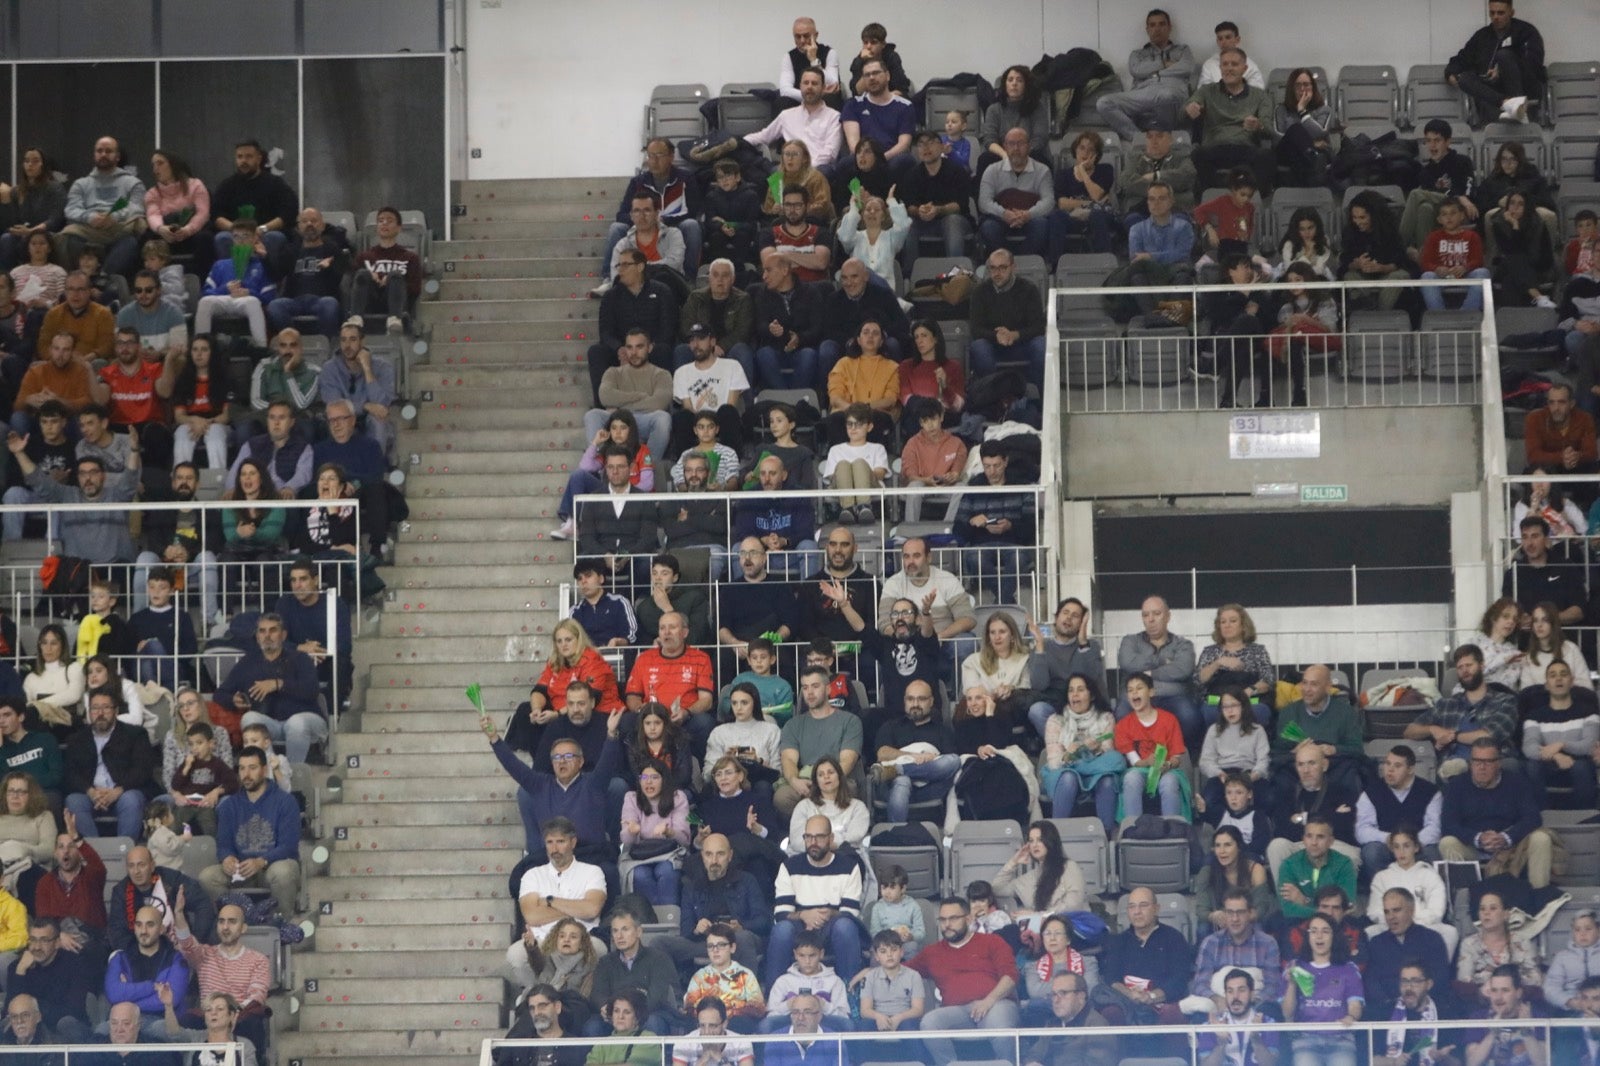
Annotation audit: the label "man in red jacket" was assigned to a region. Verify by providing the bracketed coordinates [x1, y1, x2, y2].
[909, 896, 1020, 1063]
[1523, 382, 1598, 489]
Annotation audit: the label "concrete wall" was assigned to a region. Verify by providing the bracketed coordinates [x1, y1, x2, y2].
[1063, 406, 1483, 507]
[462, 0, 1600, 180]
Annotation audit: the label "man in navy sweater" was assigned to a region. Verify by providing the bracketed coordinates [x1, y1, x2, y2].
[198, 747, 301, 915]
[311, 398, 394, 554]
[274, 558, 352, 710]
[731, 455, 818, 577]
[214, 613, 323, 765]
[1439, 737, 1554, 888]
[485, 709, 622, 865]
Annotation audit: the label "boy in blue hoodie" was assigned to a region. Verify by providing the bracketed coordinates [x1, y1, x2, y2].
[195, 213, 275, 346]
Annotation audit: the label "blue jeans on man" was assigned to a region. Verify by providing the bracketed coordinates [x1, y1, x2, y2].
[883, 754, 961, 823]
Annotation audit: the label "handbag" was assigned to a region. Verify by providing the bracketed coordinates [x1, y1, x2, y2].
[627, 839, 681, 862]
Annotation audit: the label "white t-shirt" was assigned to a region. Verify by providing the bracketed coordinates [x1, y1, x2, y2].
[671, 1030, 754, 1066]
[516, 859, 606, 938]
[673, 357, 750, 410]
[821, 441, 888, 479]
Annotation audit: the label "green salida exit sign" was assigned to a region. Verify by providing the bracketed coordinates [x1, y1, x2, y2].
[1301, 484, 1349, 503]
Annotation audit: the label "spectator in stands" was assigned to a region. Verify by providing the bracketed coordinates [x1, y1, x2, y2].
[59, 136, 145, 279]
[246, 331, 318, 442]
[589, 251, 678, 407]
[1195, 21, 1265, 89]
[215, 614, 324, 766]
[1047, 131, 1116, 260]
[37, 272, 114, 362]
[836, 193, 910, 295]
[195, 213, 274, 347]
[698, 161, 764, 278]
[1115, 672, 1187, 818]
[351, 207, 420, 335]
[761, 142, 833, 225]
[824, 318, 898, 444]
[1406, 644, 1520, 773]
[1419, 199, 1490, 312]
[961, 611, 1033, 708]
[484, 706, 622, 868]
[0, 735, 61, 839]
[143, 149, 210, 271]
[518, 679, 613, 775]
[1282, 911, 1364, 1063]
[1276, 815, 1358, 930]
[773, 666, 862, 819]
[817, 403, 886, 524]
[1520, 658, 1599, 808]
[819, 260, 907, 382]
[1561, 216, 1600, 381]
[1471, 597, 1528, 689]
[1194, 823, 1276, 933]
[117, 270, 187, 358]
[1399, 120, 1479, 256]
[1191, 885, 1282, 1008]
[1521, 597, 1591, 685]
[208, 140, 295, 264]
[1094, 885, 1192, 1024]
[764, 814, 864, 988]
[1115, 593, 1198, 732]
[1502, 515, 1586, 622]
[107, 845, 213, 956]
[1097, 10, 1196, 141]
[661, 830, 769, 976]
[1193, 170, 1261, 269]
[553, 409, 655, 544]
[618, 752, 689, 905]
[1039, 669, 1121, 828]
[585, 910, 677, 1039]
[315, 399, 396, 555]
[1490, 191, 1556, 308]
[906, 895, 1019, 1061]
[509, 818, 607, 981]
[730, 454, 817, 578]
[1196, 691, 1269, 820]
[1267, 261, 1339, 406]
[1266, 741, 1361, 882]
[23, 624, 83, 738]
[1544, 910, 1600, 1012]
[898, 131, 972, 267]
[992, 820, 1086, 927]
[1273, 69, 1338, 189]
[879, 536, 977, 660]
[62, 688, 154, 838]
[798, 532, 876, 643]
[1112, 182, 1197, 320]
[1270, 664, 1361, 794]
[624, 611, 716, 752]
[752, 61, 844, 167]
[780, 17, 840, 101]
[870, 679, 959, 823]
[33, 813, 107, 939]
[221, 457, 287, 559]
[1446, 1, 1545, 122]
[575, 442, 662, 593]
[15, 446, 138, 564]
[100, 326, 177, 463]
[786, 753, 867, 857]
[708, 674, 784, 776]
[1466, 965, 1547, 1066]
[846, 21, 909, 96]
[568, 559, 637, 651]
[1457, 892, 1543, 998]
[1185, 49, 1276, 191]
[0, 147, 65, 273]
[597, 143, 696, 295]
[0, 398, 70, 538]
[1441, 738, 1554, 888]
[634, 552, 710, 648]
[898, 319, 964, 428]
[13, 332, 96, 435]
[899, 399, 966, 521]
[1357, 748, 1443, 873]
[653, 457, 726, 584]
[1194, 603, 1274, 727]
[678, 257, 754, 374]
[1367, 885, 1453, 1025]
[717, 534, 798, 655]
[954, 442, 1036, 605]
[104, 903, 189, 1040]
[267, 208, 350, 340]
[762, 186, 832, 287]
[1480, 141, 1556, 222]
[976, 129, 1053, 258]
[158, 689, 232, 801]
[1524, 382, 1598, 488]
[669, 408, 739, 491]
[320, 319, 396, 459]
[1338, 190, 1414, 311]
[750, 252, 823, 391]
[968, 248, 1046, 391]
[9, 917, 94, 1041]
[839, 57, 915, 180]
[979, 66, 1051, 177]
[1115, 123, 1197, 222]
[276, 558, 353, 707]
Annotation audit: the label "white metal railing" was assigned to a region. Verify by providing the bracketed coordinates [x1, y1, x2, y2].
[0, 1042, 240, 1063]
[1054, 277, 1497, 412]
[1496, 471, 1600, 619]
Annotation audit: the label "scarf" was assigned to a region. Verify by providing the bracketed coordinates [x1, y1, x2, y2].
[1034, 947, 1087, 985]
[544, 949, 592, 992]
[1387, 997, 1439, 1062]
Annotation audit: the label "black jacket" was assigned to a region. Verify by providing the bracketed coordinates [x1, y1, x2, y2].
[597, 279, 678, 353]
[1446, 19, 1545, 88]
[749, 280, 825, 351]
[576, 490, 659, 557]
[106, 867, 216, 954]
[819, 284, 909, 350]
[64, 722, 155, 795]
[138, 487, 226, 560]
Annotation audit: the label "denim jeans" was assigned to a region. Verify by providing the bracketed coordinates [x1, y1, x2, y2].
[66, 787, 147, 838]
[753, 344, 821, 392]
[884, 753, 961, 822]
[1121, 767, 1181, 818]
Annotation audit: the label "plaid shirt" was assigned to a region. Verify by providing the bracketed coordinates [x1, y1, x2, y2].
[1191, 927, 1282, 1001]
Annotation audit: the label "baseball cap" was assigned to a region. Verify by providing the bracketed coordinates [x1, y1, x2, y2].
[686, 323, 713, 338]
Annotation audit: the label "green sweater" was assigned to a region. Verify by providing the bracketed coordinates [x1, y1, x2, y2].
[1187, 83, 1276, 148]
[1277, 848, 1356, 921]
[1271, 696, 1364, 762]
[584, 1030, 662, 1066]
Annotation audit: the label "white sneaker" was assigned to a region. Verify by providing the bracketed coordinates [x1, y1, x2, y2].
[1499, 95, 1529, 121]
[386, 315, 403, 335]
[549, 517, 575, 540]
[1535, 295, 1557, 309]
[588, 280, 612, 298]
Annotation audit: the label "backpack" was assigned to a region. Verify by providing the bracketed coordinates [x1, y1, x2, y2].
[953, 755, 1030, 825]
[36, 555, 89, 620]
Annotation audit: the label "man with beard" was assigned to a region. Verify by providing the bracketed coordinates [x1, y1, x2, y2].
[716, 538, 799, 677]
[0, 993, 61, 1064]
[267, 207, 351, 340]
[871, 681, 958, 823]
[827, 584, 941, 753]
[765, 818, 864, 985]
[501, 983, 586, 1066]
[246, 329, 319, 435]
[226, 400, 312, 498]
[1463, 965, 1545, 1066]
[32, 815, 109, 948]
[909, 896, 1020, 1063]
[103, 905, 190, 1040]
[877, 537, 977, 669]
[1375, 961, 1456, 1066]
[200, 746, 304, 916]
[319, 320, 397, 460]
[658, 833, 769, 975]
[1406, 644, 1520, 775]
[133, 462, 222, 626]
[655, 455, 727, 583]
[7, 918, 97, 1040]
[63, 692, 155, 840]
[1027, 596, 1107, 739]
[10, 441, 139, 564]
[170, 891, 271, 1054]
[60, 137, 146, 279]
[214, 615, 323, 766]
[1197, 969, 1277, 1066]
[796, 526, 877, 643]
[99, 327, 177, 467]
[209, 140, 298, 263]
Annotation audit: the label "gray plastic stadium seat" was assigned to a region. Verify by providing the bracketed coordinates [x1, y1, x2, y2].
[1060, 316, 1123, 389]
[1554, 127, 1600, 185]
[1115, 891, 1194, 942]
[1055, 252, 1119, 323]
[1123, 319, 1191, 388]
[1546, 810, 1600, 886]
[1545, 62, 1600, 127]
[1404, 64, 1466, 130]
[1559, 182, 1600, 240]
[1051, 817, 1113, 896]
[947, 819, 1023, 896]
[714, 83, 776, 137]
[1336, 65, 1402, 135]
[1115, 818, 1191, 895]
[869, 822, 944, 899]
[1265, 187, 1336, 251]
[1010, 255, 1050, 312]
[647, 83, 709, 141]
[1418, 309, 1482, 381]
[1345, 310, 1413, 382]
[922, 84, 982, 131]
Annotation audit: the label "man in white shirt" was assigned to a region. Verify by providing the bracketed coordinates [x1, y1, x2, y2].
[671, 322, 750, 455]
[779, 18, 840, 102]
[1197, 22, 1266, 90]
[877, 536, 978, 671]
[507, 817, 607, 990]
[747, 69, 842, 172]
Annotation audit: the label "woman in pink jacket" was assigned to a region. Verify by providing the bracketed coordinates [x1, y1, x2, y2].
[144, 149, 212, 270]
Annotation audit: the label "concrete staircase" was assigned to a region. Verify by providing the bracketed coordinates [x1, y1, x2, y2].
[276, 177, 626, 1066]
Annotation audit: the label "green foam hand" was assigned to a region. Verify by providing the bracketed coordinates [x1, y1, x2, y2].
[1279, 721, 1309, 744]
[1145, 744, 1167, 795]
[465, 682, 486, 717]
[1289, 965, 1315, 997]
[231, 241, 251, 280]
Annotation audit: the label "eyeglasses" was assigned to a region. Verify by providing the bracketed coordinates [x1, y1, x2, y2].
[890, 609, 916, 617]
[801, 833, 830, 842]
[133, 286, 158, 294]
[551, 753, 581, 763]
[705, 940, 731, 950]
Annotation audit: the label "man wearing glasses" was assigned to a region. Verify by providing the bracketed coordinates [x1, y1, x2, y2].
[7, 917, 97, 1040]
[762, 993, 842, 1066]
[507, 818, 608, 993]
[671, 996, 755, 1064]
[116, 271, 187, 359]
[99, 327, 178, 468]
[1025, 972, 1116, 1066]
[1439, 737, 1554, 888]
[908, 896, 1019, 1064]
[766, 818, 864, 987]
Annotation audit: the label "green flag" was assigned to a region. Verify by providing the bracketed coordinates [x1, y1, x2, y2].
[1145, 744, 1167, 795]
[465, 682, 486, 717]
[1279, 721, 1309, 744]
[1289, 965, 1315, 997]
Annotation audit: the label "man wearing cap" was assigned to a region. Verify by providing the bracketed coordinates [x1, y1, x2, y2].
[671, 321, 749, 455]
[1096, 9, 1197, 142]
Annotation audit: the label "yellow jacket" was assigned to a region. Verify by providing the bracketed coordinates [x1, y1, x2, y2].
[0, 888, 27, 951]
[827, 353, 899, 414]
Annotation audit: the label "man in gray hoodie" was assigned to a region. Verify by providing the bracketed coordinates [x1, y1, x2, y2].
[60, 137, 146, 278]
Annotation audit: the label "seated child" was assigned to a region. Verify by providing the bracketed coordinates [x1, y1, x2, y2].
[142, 798, 189, 869]
[853, 930, 927, 1039]
[966, 879, 1020, 951]
[940, 111, 972, 170]
[196, 212, 275, 346]
[719, 637, 796, 725]
[1207, 772, 1273, 862]
[77, 247, 114, 309]
[820, 402, 888, 525]
[703, 160, 763, 276]
[142, 240, 189, 315]
[760, 929, 851, 1032]
[1192, 168, 1259, 270]
[866, 866, 925, 958]
[1419, 198, 1490, 311]
[670, 409, 741, 490]
[242, 722, 294, 792]
[168, 723, 239, 837]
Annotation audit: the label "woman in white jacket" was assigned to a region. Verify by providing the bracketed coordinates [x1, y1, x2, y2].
[786, 756, 869, 854]
[1366, 827, 1457, 954]
[835, 195, 910, 290]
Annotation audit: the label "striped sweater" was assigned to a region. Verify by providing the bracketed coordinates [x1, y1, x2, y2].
[175, 930, 271, 1009]
[774, 851, 862, 919]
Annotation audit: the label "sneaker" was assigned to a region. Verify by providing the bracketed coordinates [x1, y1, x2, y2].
[689, 137, 739, 165]
[836, 506, 856, 526]
[854, 503, 875, 524]
[549, 517, 575, 540]
[588, 279, 612, 299]
[386, 315, 404, 335]
[1499, 95, 1529, 122]
[1535, 295, 1557, 309]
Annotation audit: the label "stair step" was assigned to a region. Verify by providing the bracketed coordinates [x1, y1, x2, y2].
[383, 587, 570, 614]
[276, 1028, 490, 1059]
[453, 200, 628, 223]
[379, 611, 553, 639]
[456, 175, 630, 198]
[451, 219, 616, 240]
[308, 875, 509, 902]
[339, 748, 518, 779]
[437, 239, 606, 261]
[361, 709, 527, 732]
[383, 564, 567, 590]
[311, 922, 511, 953]
[417, 365, 594, 389]
[356, 633, 550, 666]
[437, 256, 606, 280]
[364, 683, 530, 709]
[400, 453, 587, 477]
[323, 849, 521, 879]
[436, 277, 612, 301]
[413, 389, 590, 414]
[330, 824, 522, 852]
[311, 897, 516, 926]
[402, 516, 574, 541]
[297, 975, 507, 1007]
[424, 297, 597, 325]
[298, 1000, 503, 1035]
[431, 340, 590, 363]
[392, 541, 563, 567]
[337, 731, 488, 756]
[326, 801, 520, 828]
[336, 776, 527, 805]
[368, 662, 549, 688]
